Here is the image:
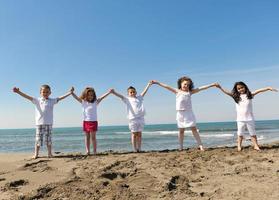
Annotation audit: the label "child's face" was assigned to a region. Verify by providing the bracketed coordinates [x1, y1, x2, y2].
[181, 80, 191, 91]
[236, 84, 246, 94]
[40, 88, 51, 99]
[87, 91, 94, 102]
[128, 89, 137, 97]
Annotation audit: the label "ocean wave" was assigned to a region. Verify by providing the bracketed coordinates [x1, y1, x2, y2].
[200, 134, 234, 138]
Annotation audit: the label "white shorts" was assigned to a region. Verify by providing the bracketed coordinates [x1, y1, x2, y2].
[129, 118, 144, 133]
[237, 121, 256, 136]
[176, 110, 196, 128]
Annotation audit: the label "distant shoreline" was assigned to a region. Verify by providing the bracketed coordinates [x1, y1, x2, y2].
[1, 119, 279, 130]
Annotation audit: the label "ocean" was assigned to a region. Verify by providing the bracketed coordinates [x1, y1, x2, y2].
[0, 120, 278, 153]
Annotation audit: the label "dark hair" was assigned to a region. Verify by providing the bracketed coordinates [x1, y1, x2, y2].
[80, 87, 97, 103]
[177, 76, 194, 91]
[40, 84, 51, 91]
[127, 86, 136, 91]
[232, 81, 253, 103]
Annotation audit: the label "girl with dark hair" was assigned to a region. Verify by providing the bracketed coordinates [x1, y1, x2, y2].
[217, 82, 277, 151]
[152, 78, 218, 151]
[71, 87, 113, 155]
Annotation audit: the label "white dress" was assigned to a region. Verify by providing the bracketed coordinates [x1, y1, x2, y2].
[176, 91, 196, 128]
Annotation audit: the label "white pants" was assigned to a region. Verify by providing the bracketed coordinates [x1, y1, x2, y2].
[237, 121, 256, 136]
[129, 117, 144, 132]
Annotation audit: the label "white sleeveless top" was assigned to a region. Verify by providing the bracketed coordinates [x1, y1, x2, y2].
[176, 91, 192, 111]
[235, 94, 254, 121]
[82, 100, 97, 121]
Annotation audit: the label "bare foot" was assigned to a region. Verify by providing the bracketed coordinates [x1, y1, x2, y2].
[254, 147, 261, 151]
[32, 155, 38, 159]
[199, 145, 205, 151]
[237, 146, 242, 152]
[48, 154, 53, 158]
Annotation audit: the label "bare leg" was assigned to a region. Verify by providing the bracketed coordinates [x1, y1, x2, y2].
[251, 135, 260, 151]
[191, 127, 204, 151]
[85, 132, 90, 155]
[237, 136, 243, 151]
[131, 133, 137, 152]
[138, 132, 142, 152]
[178, 128, 185, 150]
[33, 145, 40, 159]
[47, 144, 53, 158]
[91, 131, 97, 154]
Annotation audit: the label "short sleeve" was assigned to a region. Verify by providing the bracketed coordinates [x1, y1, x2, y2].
[53, 98, 59, 105]
[137, 95, 144, 101]
[121, 97, 128, 104]
[31, 97, 38, 105]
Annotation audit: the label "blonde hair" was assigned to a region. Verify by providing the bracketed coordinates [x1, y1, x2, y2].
[80, 87, 96, 103]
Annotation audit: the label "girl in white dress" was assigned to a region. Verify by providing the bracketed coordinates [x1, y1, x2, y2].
[217, 82, 277, 151]
[152, 77, 218, 151]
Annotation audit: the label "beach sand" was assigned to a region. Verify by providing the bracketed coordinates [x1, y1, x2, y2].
[0, 143, 279, 200]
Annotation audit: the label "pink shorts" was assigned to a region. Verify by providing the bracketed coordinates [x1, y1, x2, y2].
[83, 121, 98, 133]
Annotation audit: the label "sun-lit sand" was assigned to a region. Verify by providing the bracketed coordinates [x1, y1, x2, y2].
[1, 142, 279, 200]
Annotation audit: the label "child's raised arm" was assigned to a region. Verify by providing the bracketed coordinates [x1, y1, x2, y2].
[111, 89, 125, 100]
[13, 87, 33, 101]
[97, 89, 113, 104]
[191, 83, 219, 94]
[252, 87, 278, 96]
[71, 87, 82, 103]
[216, 84, 233, 97]
[141, 81, 153, 97]
[57, 87, 74, 102]
[152, 80, 177, 94]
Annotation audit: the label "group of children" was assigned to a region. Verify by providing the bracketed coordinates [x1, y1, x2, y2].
[13, 77, 277, 158]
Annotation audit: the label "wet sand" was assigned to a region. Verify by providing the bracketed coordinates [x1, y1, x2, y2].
[1, 143, 279, 200]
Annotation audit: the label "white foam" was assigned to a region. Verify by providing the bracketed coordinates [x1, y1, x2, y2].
[200, 134, 234, 138]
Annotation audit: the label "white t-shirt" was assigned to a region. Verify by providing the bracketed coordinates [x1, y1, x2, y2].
[122, 95, 145, 120]
[235, 94, 254, 121]
[32, 97, 58, 125]
[82, 100, 97, 121]
[176, 91, 193, 111]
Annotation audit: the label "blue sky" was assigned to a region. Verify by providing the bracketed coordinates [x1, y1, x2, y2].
[0, 0, 279, 129]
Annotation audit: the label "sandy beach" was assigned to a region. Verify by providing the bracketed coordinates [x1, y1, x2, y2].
[0, 143, 279, 200]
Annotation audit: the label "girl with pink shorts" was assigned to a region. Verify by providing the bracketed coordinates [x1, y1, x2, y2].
[72, 87, 112, 155]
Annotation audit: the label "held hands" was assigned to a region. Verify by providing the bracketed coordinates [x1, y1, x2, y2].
[268, 87, 278, 92]
[150, 80, 159, 84]
[213, 83, 221, 88]
[108, 88, 114, 94]
[70, 87, 74, 94]
[13, 87, 20, 93]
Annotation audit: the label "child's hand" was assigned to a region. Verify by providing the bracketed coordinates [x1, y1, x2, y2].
[214, 83, 221, 88]
[13, 87, 19, 93]
[70, 87, 74, 93]
[151, 80, 158, 84]
[269, 87, 278, 92]
[108, 88, 114, 93]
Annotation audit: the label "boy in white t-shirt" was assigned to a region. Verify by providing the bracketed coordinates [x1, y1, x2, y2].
[111, 82, 152, 152]
[13, 85, 73, 159]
